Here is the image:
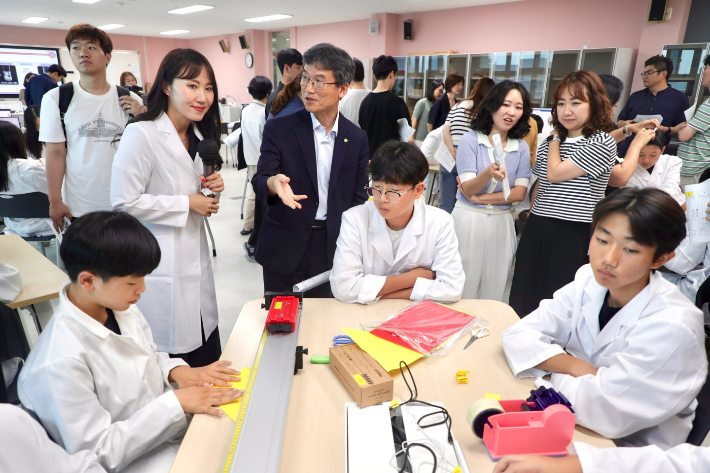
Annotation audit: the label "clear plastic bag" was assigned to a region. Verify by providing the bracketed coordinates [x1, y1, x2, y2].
[365, 300, 489, 356]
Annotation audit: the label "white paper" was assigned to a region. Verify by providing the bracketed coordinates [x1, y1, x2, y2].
[685, 180, 710, 243]
[433, 143, 455, 172]
[491, 134, 511, 201]
[685, 104, 697, 122]
[634, 114, 664, 124]
[398, 118, 415, 142]
[292, 270, 331, 293]
[346, 403, 396, 473]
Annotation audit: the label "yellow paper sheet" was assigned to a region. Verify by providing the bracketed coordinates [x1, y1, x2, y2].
[215, 367, 251, 421]
[341, 327, 423, 372]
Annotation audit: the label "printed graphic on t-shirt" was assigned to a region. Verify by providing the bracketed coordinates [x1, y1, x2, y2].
[78, 112, 122, 140]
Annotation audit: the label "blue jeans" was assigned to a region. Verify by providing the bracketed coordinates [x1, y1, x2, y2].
[438, 164, 458, 214]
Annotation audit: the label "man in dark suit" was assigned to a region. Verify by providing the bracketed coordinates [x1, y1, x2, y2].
[253, 43, 369, 297]
[25, 65, 67, 106]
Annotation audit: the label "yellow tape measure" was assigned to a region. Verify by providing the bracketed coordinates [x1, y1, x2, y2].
[222, 329, 268, 473]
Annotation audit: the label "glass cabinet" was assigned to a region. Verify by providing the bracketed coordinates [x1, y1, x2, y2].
[492, 52, 520, 84]
[426, 55, 447, 96]
[447, 54, 469, 99]
[405, 56, 425, 112]
[580, 48, 616, 76]
[468, 53, 493, 97]
[544, 50, 581, 107]
[519, 51, 549, 108]
[370, 56, 406, 98]
[663, 43, 710, 106]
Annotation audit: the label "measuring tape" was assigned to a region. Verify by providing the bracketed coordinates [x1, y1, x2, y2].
[222, 328, 268, 473]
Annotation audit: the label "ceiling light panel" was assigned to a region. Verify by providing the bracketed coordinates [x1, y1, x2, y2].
[160, 30, 191, 35]
[22, 17, 49, 24]
[72, 0, 102, 3]
[244, 14, 292, 23]
[168, 5, 213, 14]
[98, 24, 125, 30]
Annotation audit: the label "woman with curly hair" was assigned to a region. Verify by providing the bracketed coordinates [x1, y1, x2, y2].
[509, 70, 617, 317]
[268, 71, 304, 119]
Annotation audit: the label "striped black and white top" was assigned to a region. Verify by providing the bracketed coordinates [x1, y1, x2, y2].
[445, 99, 475, 146]
[532, 132, 617, 223]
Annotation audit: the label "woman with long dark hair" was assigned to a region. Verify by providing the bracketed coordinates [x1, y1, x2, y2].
[452, 81, 532, 300]
[509, 70, 617, 318]
[111, 48, 231, 368]
[23, 105, 43, 161]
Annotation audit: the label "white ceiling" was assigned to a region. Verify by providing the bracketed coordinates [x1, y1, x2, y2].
[0, 0, 522, 39]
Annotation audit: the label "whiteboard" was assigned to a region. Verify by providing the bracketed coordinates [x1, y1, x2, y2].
[58, 48, 143, 86]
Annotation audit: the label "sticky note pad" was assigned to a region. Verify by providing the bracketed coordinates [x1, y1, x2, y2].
[215, 367, 251, 421]
[341, 327, 423, 372]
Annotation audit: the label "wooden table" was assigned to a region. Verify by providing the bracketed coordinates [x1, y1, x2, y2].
[170, 299, 613, 473]
[0, 234, 68, 309]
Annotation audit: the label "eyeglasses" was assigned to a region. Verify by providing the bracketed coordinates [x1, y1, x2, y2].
[640, 70, 663, 77]
[365, 186, 415, 203]
[300, 75, 338, 91]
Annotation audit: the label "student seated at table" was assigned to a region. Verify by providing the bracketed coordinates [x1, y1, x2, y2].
[502, 187, 707, 449]
[330, 141, 464, 304]
[622, 129, 685, 208]
[18, 211, 243, 473]
[0, 121, 53, 238]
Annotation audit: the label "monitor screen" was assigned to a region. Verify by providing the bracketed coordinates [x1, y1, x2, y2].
[0, 45, 61, 97]
[0, 116, 21, 128]
[0, 109, 11, 118]
[532, 107, 553, 138]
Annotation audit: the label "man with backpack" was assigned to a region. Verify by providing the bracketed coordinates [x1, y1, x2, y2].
[40, 24, 144, 230]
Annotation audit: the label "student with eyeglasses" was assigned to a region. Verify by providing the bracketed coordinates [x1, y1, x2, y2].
[330, 141, 464, 304]
[616, 55, 689, 159]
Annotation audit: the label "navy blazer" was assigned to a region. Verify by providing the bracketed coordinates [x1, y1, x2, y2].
[252, 108, 369, 276]
[25, 74, 59, 106]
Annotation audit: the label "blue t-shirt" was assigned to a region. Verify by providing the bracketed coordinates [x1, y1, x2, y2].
[455, 130, 531, 210]
[617, 86, 689, 157]
[25, 74, 59, 107]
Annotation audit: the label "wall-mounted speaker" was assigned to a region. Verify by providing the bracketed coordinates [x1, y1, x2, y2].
[648, 0, 668, 22]
[218, 39, 230, 53]
[404, 20, 413, 40]
[238, 35, 249, 50]
[369, 19, 379, 35]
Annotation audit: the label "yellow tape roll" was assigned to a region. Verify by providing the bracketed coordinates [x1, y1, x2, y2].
[466, 398, 504, 438]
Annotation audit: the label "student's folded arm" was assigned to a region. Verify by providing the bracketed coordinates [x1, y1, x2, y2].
[110, 125, 190, 228]
[546, 141, 587, 183]
[411, 215, 464, 302]
[678, 124, 697, 142]
[330, 212, 386, 304]
[549, 318, 707, 440]
[663, 237, 706, 275]
[501, 282, 577, 378]
[20, 357, 186, 472]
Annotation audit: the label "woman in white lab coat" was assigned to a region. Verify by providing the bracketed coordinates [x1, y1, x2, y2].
[502, 188, 707, 450]
[0, 121, 53, 237]
[111, 49, 224, 366]
[330, 141, 464, 304]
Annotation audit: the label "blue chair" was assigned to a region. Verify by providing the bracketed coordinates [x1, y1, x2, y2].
[0, 193, 54, 258]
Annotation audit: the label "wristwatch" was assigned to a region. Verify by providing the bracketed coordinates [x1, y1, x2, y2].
[622, 124, 632, 137]
[547, 135, 561, 143]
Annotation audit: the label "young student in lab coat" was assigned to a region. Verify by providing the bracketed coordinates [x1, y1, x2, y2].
[111, 48, 225, 366]
[452, 80, 532, 301]
[0, 121, 53, 237]
[18, 211, 243, 473]
[330, 141, 464, 304]
[502, 187, 707, 450]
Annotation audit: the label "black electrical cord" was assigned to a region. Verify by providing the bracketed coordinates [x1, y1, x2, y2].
[397, 442, 437, 473]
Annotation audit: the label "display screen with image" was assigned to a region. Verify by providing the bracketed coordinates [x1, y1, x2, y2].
[0, 45, 62, 97]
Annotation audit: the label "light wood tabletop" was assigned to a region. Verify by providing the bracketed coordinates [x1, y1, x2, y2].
[170, 298, 614, 473]
[429, 164, 440, 173]
[0, 235, 68, 309]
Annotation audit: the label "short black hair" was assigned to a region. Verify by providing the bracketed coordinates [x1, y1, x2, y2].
[705, 55, 710, 68]
[276, 48, 303, 74]
[60, 211, 161, 282]
[592, 187, 686, 260]
[247, 75, 273, 100]
[530, 113, 544, 132]
[47, 64, 67, 77]
[303, 43, 354, 86]
[369, 141, 429, 186]
[426, 79, 442, 102]
[373, 55, 398, 81]
[645, 55, 674, 81]
[444, 72, 464, 92]
[471, 80, 532, 140]
[352, 58, 365, 83]
[599, 74, 624, 107]
[643, 128, 667, 149]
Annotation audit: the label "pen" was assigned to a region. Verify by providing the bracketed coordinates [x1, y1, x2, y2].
[453, 440, 471, 473]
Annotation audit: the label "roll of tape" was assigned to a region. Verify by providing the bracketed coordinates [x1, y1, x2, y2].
[466, 398, 504, 438]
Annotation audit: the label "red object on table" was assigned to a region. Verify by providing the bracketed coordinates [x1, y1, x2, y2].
[265, 296, 299, 333]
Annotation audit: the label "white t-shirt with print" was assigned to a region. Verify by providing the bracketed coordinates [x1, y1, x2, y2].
[39, 82, 142, 217]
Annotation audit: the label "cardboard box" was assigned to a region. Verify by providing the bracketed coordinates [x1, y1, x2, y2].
[330, 344, 393, 408]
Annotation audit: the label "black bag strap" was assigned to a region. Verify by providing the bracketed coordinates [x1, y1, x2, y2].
[58, 84, 133, 145]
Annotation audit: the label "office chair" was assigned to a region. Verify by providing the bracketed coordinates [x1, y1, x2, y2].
[687, 373, 710, 446]
[0, 193, 54, 259]
[0, 301, 30, 405]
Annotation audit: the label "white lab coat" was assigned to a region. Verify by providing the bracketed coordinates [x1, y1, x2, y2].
[330, 199, 465, 304]
[0, 404, 107, 473]
[575, 441, 710, 473]
[502, 264, 707, 449]
[0, 158, 53, 236]
[111, 112, 218, 353]
[240, 100, 266, 166]
[18, 283, 189, 473]
[624, 154, 685, 206]
[663, 236, 710, 310]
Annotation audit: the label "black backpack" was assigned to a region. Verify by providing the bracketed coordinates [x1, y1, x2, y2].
[57, 82, 131, 145]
